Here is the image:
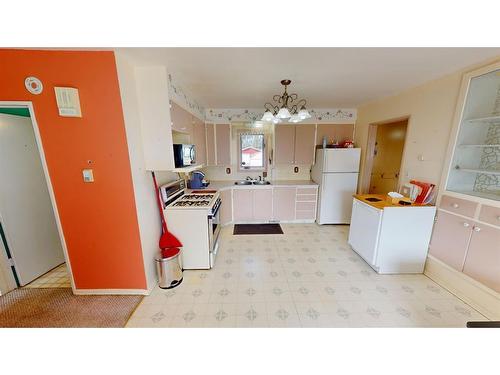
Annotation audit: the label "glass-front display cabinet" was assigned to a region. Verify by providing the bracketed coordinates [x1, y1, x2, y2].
[446, 66, 500, 201]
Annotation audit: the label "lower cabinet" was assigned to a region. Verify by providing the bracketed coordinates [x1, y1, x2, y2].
[222, 186, 317, 224]
[462, 223, 500, 293]
[429, 210, 473, 271]
[253, 189, 273, 221]
[273, 187, 296, 221]
[233, 189, 253, 221]
[233, 188, 273, 222]
[429, 207, 500, 293]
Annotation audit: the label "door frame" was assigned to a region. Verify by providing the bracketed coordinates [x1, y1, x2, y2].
[0, 101, 75, 293]
[361, 115, 410, 194]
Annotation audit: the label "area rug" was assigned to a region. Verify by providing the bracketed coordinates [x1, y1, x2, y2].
[233, 223, 283, 235]
[0, 288, 143, 328]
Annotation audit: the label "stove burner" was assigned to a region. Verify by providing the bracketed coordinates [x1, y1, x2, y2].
[183, 194, 214, 200]
[173, 200, 211, 207]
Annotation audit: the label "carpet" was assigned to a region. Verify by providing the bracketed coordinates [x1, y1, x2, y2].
[0, 288, 143, 328]
[233, 223, 284, 235]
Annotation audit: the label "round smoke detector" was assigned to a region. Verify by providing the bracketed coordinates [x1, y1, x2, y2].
[25, 76, 43, 95]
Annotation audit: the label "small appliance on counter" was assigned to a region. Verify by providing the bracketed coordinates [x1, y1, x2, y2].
[188, 171, 209, 189]
[173, 144, 196, 168]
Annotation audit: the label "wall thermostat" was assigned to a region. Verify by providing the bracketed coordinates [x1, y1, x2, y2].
[25, 77, 43, 95]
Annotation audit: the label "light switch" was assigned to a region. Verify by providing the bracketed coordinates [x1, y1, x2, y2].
[82, 169, 94, 183]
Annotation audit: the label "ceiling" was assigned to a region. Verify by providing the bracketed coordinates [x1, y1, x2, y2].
[119, 48, 500, 108]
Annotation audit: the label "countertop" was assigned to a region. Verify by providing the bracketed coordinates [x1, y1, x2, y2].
[190, 179, 318, 192]
[353, 194, 431, 209]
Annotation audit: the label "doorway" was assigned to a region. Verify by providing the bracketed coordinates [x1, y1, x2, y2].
[365, 118, 408, 194]
[0, 103, 72, 295]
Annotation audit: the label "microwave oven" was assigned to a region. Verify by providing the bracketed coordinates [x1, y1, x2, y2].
[173, 144, 196, 168]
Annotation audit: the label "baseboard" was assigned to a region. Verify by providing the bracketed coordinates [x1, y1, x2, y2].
[73, 288, 149, 296]
[424, 255, 500, 320]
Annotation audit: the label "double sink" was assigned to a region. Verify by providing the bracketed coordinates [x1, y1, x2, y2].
[234, 180, 271, 185]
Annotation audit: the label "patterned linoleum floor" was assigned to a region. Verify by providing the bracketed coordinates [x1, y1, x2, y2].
[127, 224, 488, 328]
[24, 263, 71, 288]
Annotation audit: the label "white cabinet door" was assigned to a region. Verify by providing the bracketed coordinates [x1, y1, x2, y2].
[348, 199, 382, 266]
[233, 189, 253, 222]
[253, 189, 273, 221]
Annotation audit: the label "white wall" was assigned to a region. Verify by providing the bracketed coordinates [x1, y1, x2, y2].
[115, 52, 178, 292]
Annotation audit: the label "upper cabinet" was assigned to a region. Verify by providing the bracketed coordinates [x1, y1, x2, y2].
[275, 124, 315, 165]
[215, 124, 231, 166]
[444, 62, 500, 201]
[134, 66, 175, 171]
[192, 117, 206, 165]
[294, 124, 316, 164]
[170, 101, 193, 134]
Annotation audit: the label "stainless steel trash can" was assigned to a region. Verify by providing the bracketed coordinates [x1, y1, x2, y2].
[155, 248, 183, 289]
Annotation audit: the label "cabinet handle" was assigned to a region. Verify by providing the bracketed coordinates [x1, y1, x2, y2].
[473, 226, 481, 232]
[462, 222, 470, 228]
[451, 203, 459, 208]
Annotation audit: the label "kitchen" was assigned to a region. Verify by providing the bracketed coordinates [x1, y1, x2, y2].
[114, 49, 500, 328]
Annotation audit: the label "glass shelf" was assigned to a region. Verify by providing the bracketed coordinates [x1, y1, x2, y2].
[456, 168, 500, 176]
[466, 115, 500, 124]
[457, 144, 500, 148]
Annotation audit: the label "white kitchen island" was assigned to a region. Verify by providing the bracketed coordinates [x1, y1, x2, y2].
[348, 194, 436, 274]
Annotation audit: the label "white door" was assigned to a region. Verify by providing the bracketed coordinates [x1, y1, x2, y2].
[317, 172, 359, 224]
[0, 114, 64, 285]
[348, 199, 382, 266]
[324, 148, 361, 173]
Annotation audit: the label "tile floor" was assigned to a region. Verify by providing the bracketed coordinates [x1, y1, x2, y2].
[24, 263, 71, 288]
[127, 224, 488, 328]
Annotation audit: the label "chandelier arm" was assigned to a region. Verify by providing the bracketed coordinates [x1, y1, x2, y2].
[290, 104, 298, 115]
[288, 93, 298, 103]
[295, 99, 307, 109]
[273, 94, 283, 104]
[264, 103, 279, 114]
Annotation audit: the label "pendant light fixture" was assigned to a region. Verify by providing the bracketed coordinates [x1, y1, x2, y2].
[261, 79, 311, 123]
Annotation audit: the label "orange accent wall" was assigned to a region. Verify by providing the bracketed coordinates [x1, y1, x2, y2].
[0, 49, 146, 290]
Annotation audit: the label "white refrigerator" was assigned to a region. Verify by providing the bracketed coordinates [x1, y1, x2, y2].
[311, 148, 361, 224]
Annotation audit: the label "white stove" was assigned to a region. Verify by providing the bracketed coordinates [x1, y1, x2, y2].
[159, 180, 221, 269]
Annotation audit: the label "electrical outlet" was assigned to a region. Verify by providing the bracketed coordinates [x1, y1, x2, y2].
[226, 167, 231, 174]
[294, 166, 299, 173]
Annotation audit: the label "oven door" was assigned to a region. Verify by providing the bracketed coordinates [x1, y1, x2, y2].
[208, 198, 221, 268]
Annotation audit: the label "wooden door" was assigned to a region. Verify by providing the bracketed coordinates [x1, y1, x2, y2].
[273, 187, 296, 221]
[428, 210, 472, 271]
[253, 189, 273, 221]
[216, 123, 231, 166]
[232, 189, 253, 222]
[294, 124, 315, 164]
[219, 189, 233, 225]
[274, 125, 296, 164]
[192, 117, 206, 165]
[206, 123, 216, 166]
[463, 224, 500, 292]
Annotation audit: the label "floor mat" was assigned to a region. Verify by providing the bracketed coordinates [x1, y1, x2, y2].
[0, 288, 143, 328]
[233, 223, 283, 235]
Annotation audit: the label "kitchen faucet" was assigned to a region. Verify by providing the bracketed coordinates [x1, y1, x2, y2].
[246, 176, 253, 181]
